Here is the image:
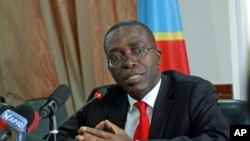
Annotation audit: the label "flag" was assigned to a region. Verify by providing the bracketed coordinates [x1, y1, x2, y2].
[137, 0, 190, 75]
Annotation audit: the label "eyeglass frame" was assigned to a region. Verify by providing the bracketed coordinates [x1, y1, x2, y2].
[107, 47, 156, 68]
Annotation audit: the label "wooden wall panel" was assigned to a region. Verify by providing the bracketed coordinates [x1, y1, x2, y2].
[214, 84, 233, 99]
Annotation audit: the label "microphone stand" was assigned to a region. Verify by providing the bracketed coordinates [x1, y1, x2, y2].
[49, 114, 58, 141]
[45, 101, 59, 141]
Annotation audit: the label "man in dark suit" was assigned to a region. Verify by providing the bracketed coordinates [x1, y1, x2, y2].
[55, 20, 229, 141]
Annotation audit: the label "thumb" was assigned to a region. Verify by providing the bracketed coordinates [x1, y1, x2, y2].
[95, 120, 123, 134]
[95, 120, 107, 130]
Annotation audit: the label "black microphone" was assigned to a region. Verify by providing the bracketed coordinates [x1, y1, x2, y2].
[39, 84, 71, 119]
[46, 88, 107, 141]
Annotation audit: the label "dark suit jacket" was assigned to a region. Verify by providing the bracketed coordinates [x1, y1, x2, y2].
[55, 70, 229, 141]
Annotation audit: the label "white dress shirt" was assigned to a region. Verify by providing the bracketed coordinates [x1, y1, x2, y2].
[124, 79, 161, 138]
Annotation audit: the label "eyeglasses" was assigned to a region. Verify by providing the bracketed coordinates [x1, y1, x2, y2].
[108, 47, 156, 68]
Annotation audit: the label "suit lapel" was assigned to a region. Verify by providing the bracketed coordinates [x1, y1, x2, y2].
[107, 92, 129, 129]
[149, 74, 174, 138]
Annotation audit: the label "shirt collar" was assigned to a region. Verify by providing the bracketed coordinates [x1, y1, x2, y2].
[127, 78, 162, 112]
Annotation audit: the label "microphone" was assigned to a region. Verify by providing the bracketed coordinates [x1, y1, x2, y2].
[39, 84, 71, 119]
[72, 88, 107, 115]
[74, 88, 107, 125]
[47, 88, 107, 141]
[0, 104, 40, 141]
[85, 88, 107, 105]
[12, 104, 40, 133]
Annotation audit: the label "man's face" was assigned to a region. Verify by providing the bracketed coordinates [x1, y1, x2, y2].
[105, 25, 162, 100]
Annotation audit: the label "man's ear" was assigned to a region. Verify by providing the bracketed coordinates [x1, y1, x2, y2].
[155, 48, 162, 65]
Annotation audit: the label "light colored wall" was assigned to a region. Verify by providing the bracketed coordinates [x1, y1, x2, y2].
[179, 0, 249, 100]
[179, 0, 232, 84]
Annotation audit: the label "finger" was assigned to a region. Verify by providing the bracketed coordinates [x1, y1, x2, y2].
[78, 126, 87, 135]
[95, 120, 116, 133]
[95, 120, 106, 130]
[100, 120, 125, 134]
[84, 126, 112, 139]
[75, 135, 84, 141]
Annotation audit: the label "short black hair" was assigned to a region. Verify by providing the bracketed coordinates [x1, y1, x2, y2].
[103, 20, 155, 52]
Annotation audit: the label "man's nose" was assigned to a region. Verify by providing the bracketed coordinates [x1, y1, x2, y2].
[123, 54, 137, 68]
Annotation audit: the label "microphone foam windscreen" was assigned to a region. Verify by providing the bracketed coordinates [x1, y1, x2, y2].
[12, 104, 36, 130]
[26, 111, 39, 132]
[49, 84, 71, 107]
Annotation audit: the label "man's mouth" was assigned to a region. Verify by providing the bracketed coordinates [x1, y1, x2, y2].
[124, 74, 143, 84]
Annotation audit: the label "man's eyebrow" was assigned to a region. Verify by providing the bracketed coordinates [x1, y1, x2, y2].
[128, 41, 144, 46]
[108, 47, 121, 53]
[108, 41, 145, 53]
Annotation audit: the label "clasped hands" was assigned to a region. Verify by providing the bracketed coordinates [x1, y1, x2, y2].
[75, 120, 132, 141]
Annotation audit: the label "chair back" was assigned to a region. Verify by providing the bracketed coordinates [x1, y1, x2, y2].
[218, 100, 250, 125]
